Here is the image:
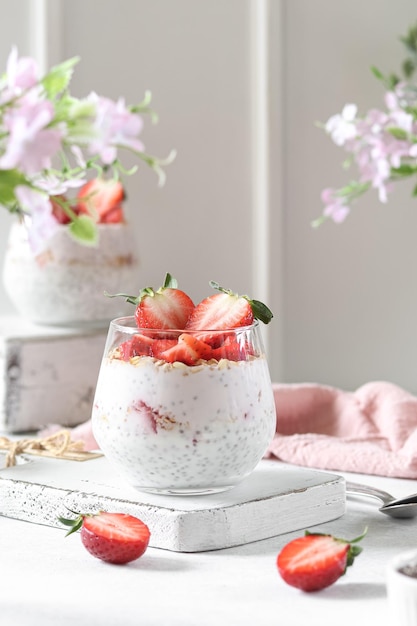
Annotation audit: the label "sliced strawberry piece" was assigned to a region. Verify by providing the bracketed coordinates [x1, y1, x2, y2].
[211, 338, 246, 361]
[150, 338, 178, 359]
[59, 511, 151, 564]
[277, 529, 366, 592]
[77, 178, 125, 223]
[100, 203, 124, 223]
[185, 281, 273, 331]
[106, 273, 195, 330]
[118, 334, 155, 360]
[160, 333, 213, 365]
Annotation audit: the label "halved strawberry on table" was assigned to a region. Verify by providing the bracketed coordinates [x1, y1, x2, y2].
[277, 528, 367, 592]
[58, 510, 151, 564]
[76, 178, 125, 223]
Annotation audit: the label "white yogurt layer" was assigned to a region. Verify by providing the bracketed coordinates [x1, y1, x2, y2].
[92, 354, 276, 494]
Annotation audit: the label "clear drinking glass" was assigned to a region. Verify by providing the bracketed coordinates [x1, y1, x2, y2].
[92, 317, 277, 495]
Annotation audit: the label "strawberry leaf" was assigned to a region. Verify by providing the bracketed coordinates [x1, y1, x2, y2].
[57, 513, 84, 536]
[68, 214, 98, 245]
[247, 298, 273, 324]
[209, 280, 273, 324]
[163, 273, 178, 289]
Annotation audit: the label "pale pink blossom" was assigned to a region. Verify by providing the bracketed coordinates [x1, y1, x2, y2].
[86, 93, 145, 164]
[0, 100, 63, 174]
[15, 186, 59, 254]
[325, 104, 358, 146]
[34, 173, 86, 196]
[321, 188, 350, 223]
[70, 145, 87, 169]
[1, 47, 39, 102]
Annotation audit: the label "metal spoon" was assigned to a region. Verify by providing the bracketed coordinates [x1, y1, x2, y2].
[345, 481, 417, 519]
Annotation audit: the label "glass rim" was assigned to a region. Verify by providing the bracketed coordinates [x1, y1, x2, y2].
[109, 316, 260, 334]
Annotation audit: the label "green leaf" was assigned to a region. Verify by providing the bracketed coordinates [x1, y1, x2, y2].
[67, 215, 98, 245]
[412, 183, 417, 197]
[402, 57, 416, 79]
[386, 126, 408, 140]
[163, 273, 178, 289]
[104, 290, 140, 306]
[57, 513, 84, 536]
[370, 65, 385, 81]
[249, 299, 274, 325]
[391, 164, 417, 177]
[0, 170, 28, 206]
[41, 57, 80, 99]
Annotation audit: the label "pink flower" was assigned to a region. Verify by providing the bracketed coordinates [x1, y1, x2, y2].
[86, 93, 145, 164]
[34, 174, 86, 196]
[0, 100, 63, 174]
[15, 186, 59, 254]
[321, 188, 350, 223]
[325, 104, 358, 146]
[1, 47, 39, 102]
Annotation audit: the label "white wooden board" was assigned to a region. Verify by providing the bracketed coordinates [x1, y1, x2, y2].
[0, 455, 345, 552]
[0, 316, 106, 432]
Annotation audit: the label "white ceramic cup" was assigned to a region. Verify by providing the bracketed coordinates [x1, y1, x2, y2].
[386, 550, 417, 625]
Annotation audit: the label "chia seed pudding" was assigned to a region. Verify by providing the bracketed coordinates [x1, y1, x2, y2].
[92, 347, 276, 495]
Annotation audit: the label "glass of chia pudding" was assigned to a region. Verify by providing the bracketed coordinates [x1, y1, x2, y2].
[91, 317, 277, 495]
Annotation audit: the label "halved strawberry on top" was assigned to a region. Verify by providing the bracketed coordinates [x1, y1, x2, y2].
[185, 281, 273, 332]
[106, 273, 195, 330]
[76, 178, 125, 223]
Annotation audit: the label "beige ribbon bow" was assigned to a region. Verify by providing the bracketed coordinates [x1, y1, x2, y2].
[0, 429, 92, 468]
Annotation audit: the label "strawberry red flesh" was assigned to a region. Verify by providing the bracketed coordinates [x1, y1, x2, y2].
[51, 195, 71, 224]
[100, 204, 124, 223]
[77, 178, 125, 223]
[135, 287, 195, 330]
[160, 333, 214, 365]
[81, 512, 150, 564]
[277, 530, 365, 592]
[185, 293, 254, 331]
[118, 334, 155, 360]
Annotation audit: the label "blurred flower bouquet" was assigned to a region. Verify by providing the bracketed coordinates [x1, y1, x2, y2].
[0, 47, 174, 253]
[316, 23, 417, 226]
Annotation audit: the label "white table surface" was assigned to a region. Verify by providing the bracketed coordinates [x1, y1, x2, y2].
[1, 465, 416, 626]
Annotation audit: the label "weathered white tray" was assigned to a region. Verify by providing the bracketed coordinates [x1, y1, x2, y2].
[0, 455, 345, 552]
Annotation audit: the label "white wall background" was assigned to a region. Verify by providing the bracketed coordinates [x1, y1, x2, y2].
[1, 0, 417, 392]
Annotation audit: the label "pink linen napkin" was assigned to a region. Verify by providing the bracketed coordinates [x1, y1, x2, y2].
[40, 379, 417, 479]
[266, 381, 417, 478]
